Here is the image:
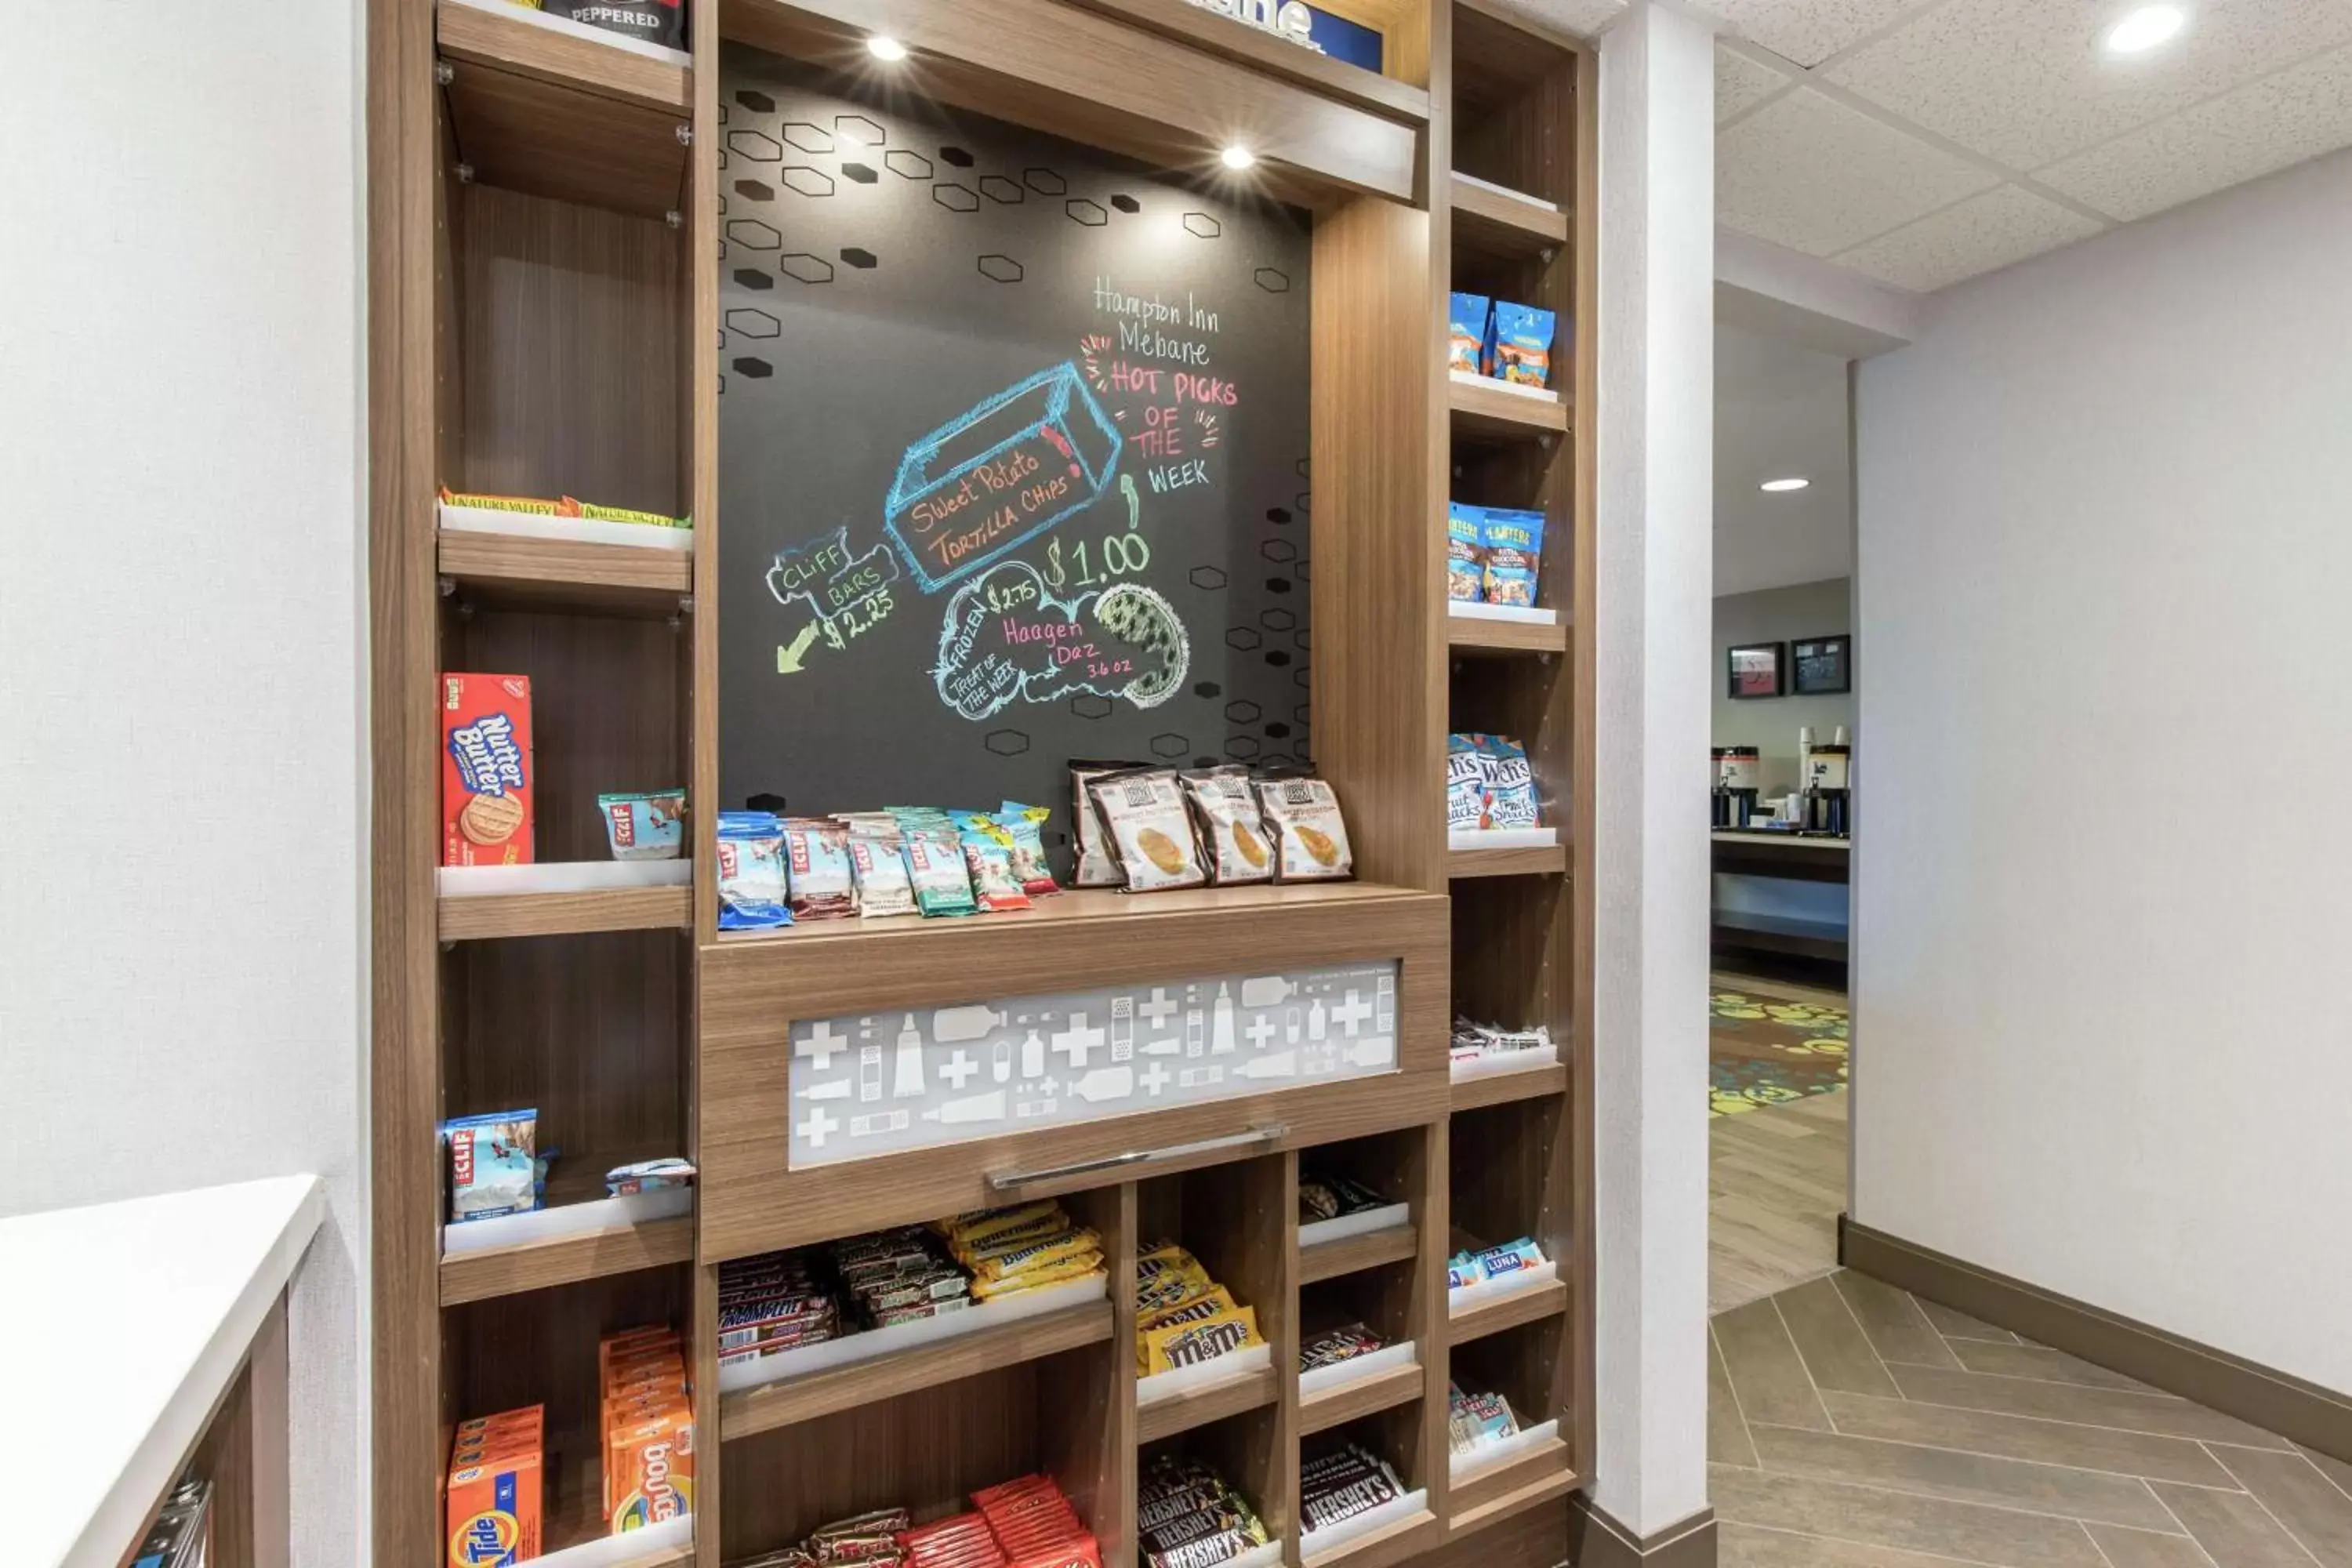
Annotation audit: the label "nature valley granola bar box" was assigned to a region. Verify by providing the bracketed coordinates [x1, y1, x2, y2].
[441, 673, 535, 866]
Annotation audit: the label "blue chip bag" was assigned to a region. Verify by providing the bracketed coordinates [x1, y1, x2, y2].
[1446, 503, 1486, 603]
[1490, 301, 1556, 388]
[716, 810, 793, 930]
[1479, 507, 1545, 608]
[1447, 734, 1486, 831]
[1447, 292, 1491, 376]
[1476, 735, 1539, 829]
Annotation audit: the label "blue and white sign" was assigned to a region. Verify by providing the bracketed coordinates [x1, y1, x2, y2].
[1184, 0, 1387, 74]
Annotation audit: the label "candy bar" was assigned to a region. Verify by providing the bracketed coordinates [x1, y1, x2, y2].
[1299, 1323, 1386, 1370]
[1139, 1304, 1263, 1374]
[1138, 1284, 1237, 1333]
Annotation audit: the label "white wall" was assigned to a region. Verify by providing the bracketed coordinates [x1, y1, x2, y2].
[1854, 147, 2352, 1393]
[0, 5, 367, 1561]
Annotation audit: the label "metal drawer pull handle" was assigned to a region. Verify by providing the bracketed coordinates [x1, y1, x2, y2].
[987, 1124, 1290, 1192]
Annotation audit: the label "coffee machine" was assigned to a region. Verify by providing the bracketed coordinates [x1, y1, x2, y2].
[1711, 746, 1760, 829]
[1802, 739, 1852, 836]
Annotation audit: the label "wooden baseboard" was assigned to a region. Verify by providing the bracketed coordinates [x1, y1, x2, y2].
[1566, 1497, 1715, 1566]
[1841, 1215, 2352, 1465]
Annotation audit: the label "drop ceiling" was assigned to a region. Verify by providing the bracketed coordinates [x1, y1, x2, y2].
[1482, 0, 2352, 292]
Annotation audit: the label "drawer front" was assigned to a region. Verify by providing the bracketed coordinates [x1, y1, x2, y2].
[697, 889, 1448, 1260]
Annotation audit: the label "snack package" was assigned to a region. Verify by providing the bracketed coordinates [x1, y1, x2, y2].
[1447, 292, 1491, 376]
[1446, 503, 1486, 602]
[1490, 301, 1557, 388]
[1300, 1323, 1386, 1371]
[1448, 1236, 1545, 1288]
[1069, 760, 1146, 887]
[599, 789, 686, 861]
[995, 804, 1062, 896]
[1178, 766, 1275, 885]
[605, 1157, 695, 1196]
[1300, 1444, 1404, 1534]
[784, 818, 858, 920]
[438, 485, 576, 517]
[1254, 775, 1356, 883]
[1475, 736, 1539, 829]
[543, 0, 687, 50]
[443, 1109, 539, 1223]
[841, 815, 916, 917]
[1297, 1172, 1385, 1222]
[717, 811, 793, 930]
[1479, 508, 1545, 608]
[576, 499, 690, 530]
[1136, 1243, 1214, 1313]
[1446, 734, 1486, 831]
[1141, 1302, 1264, 1374]
[441, 673, 535, 866]
[1447, 1384, 1523, 1454]
[954, 813, 1035, 913]
[1088, 769, 1209, 892]
[899, 819, 980, 916]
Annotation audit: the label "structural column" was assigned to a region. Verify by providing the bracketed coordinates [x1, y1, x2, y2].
[1581, 0, 1717, 1560]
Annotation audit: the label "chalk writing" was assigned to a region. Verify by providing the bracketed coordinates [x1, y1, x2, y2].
[935, 560, 1189, 720]
[765, 524, 902, 670]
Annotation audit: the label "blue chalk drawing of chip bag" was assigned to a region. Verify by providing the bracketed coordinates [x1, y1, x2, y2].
[884, 361, 1123, 593]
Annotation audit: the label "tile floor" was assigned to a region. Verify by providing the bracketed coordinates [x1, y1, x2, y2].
[1711, 1271, 2352, 1566]
[1710, 1082, 1847, 1314]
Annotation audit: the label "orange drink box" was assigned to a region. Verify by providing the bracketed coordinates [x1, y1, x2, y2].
[441, 673, 535, 866]
[445, 1411, 543, 1566]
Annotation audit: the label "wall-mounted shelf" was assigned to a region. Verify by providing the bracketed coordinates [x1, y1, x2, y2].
[1298, 1359, 1425, 1435]
[1448, 844, 1568, 880]
[438, 1208, 695, 1307]
[437, 884, 692, 941]
[1300, 1222, 1418, 1284]
[437, 530, 693, 618]
[1446, 1277, 1569, 1346]
[1449, 172, 1569, 260]
[1136, 1358, 1280, 1444]
[1450, 1061, 1568, 1112]
[1450, 378, 1570, 441]
[1447, 612, 1570, 655]
[437, 0, 691, 111]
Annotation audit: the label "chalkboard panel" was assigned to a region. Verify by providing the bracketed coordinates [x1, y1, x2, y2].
[717, 49, 1313, 855]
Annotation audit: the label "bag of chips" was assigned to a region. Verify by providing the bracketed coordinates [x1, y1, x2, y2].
[1476, 736, 1539, 829]
[1087, 769, 1209, 892]
[1179, 765, 1275, 886]
[1069, 760, 1146, 887]
[716, 811, 792, 931]
[1479, 508, 1545, 608]
[1253, 774, 1356, 883]
[544, 0, 687, 52]
[1490, 301, 1557, 389]
[1447, 292, 1490, 376]
[1447, 734, 1486, 831]
[1446, 503, 1486, 603]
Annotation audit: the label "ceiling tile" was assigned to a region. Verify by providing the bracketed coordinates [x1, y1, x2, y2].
[1717, 88, 2002, 256]
[1827, 0, 2352, 171]
[2038, 43, 2352, 220]
[1718, 46, 1793, 123]
[1833, 183, 2107, 290]
[1695, 0, 1935, 69]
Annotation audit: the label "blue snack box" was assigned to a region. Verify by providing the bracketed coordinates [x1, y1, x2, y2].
[1479, 508, 1546, 608]
[1446, 502, 1486, 603]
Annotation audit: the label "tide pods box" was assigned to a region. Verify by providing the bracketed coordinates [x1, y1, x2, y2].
[445, 1421, 543, 1566]
[441, 673, 535, 866]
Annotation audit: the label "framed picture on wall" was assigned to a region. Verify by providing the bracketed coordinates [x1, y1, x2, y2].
[1726, 641, 1785, 699]
[1791, 633, 1852, 695]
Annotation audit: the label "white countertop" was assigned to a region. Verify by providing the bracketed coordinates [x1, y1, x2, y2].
[1, 1174, 325, 1568]
[1712, 830, 1851, 849]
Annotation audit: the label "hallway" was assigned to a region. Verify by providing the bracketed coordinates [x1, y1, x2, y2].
[1711, 1272, 2352, 1566]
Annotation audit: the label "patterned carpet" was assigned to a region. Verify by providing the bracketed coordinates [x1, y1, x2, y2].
[1714, 1271, 2352, 1566]
[1711, 984, 1849, 1119]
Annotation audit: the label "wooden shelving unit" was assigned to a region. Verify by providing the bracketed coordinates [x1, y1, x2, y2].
[372, 2, 1598, 1565]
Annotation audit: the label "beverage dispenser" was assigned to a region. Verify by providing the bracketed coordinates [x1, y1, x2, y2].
[1712, 746, 1759, 829]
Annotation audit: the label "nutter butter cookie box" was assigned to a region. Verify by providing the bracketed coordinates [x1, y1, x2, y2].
[442, 673, 535, 866]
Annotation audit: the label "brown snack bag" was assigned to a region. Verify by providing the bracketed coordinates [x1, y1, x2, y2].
[1070, 759, 1148, 887]
[1179, 766, 1276, 886]
[1254, 775, 1356, 883]
[1087, 769, 1209, 892]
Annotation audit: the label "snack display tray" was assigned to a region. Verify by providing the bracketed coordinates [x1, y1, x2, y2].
[1448, 1044, 1563, 1082]
[531, 1512, 693, 1568]
[1298, 1203, 1412, 1249]
[442, 1186, 692, 1255]
[438, 860, 692, 897]
[1448, 1419, 1561, 1483]
[438, 502, 695, 554]
[442, 0, 694, 69]
[1136, 1341, 1275, 1406]
[717, 1272, 1108, 1396]
[1446, 602, 1559, 627]
[1225, 1542, 1285, 1568]
[1298, 1341, 1417, 1398]
[1300, 1489, 1430, 1562]
[1446, 368, 1562, 406]
[1446, 1259, 1560, 1316]
[1450, 170, 1559, 212]
[1446, 826, 1559, 851]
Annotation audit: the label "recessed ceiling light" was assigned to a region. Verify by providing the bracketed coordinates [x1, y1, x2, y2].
[1220, 145, 1257, 171]
[2103, 5, 2185, 54]
[866, 34, 909, 62]
[1760, 477, 1810, 492]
